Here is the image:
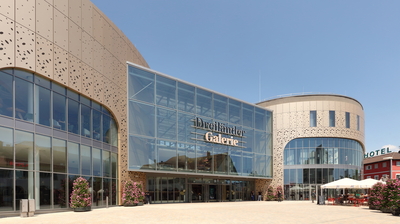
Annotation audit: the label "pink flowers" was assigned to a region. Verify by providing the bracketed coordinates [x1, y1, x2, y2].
[122, 181, 145, 205]
[69, 177, 92, 208]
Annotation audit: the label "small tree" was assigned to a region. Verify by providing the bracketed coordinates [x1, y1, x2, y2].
[384, 179, 400, 212]
[70, 177, 92, 208]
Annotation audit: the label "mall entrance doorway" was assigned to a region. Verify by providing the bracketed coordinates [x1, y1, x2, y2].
[189, 184, 233, 202]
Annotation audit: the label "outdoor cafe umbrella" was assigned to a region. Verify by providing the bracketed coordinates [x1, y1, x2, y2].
[321, 178, 360, 189]
[358, 178, 385, 189]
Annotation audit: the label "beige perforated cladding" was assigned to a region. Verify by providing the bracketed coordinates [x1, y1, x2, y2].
[257, 95, 365, 193]
[0, 0, 149, 204]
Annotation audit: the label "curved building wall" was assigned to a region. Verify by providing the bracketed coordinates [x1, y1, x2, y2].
[0, 0, 149, 209]
[257, 94, 365, 198]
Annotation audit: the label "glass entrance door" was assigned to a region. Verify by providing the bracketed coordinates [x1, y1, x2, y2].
[190, 184, 204, 202]
[208, 185, 217, 202]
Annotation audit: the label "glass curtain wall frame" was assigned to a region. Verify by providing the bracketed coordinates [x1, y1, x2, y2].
[283, 137, 363, 201]
[0, 68, 118, 147]
[0, 68, 120, 212]
[127, 64, 273, 178]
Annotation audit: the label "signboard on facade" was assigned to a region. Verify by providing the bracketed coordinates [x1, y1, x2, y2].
[364, 147, 392, 158]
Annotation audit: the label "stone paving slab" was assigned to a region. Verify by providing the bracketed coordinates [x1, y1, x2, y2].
[1, 201, 399, 224]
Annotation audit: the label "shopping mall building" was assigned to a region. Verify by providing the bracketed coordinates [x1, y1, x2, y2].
[0, 0, 365, 214]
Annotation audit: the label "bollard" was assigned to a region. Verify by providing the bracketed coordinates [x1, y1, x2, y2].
[20, 199, 28, 218]
[106, 196, 109, 208]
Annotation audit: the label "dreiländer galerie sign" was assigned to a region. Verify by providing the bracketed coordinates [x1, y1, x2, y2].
[194, 117, 245, 147]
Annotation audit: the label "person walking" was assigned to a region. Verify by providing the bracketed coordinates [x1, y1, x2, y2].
[277, 190, 282, 202]
[311, 190, 316, 203]
[250, 191, 255, 201]
[258, 192, 262, 201]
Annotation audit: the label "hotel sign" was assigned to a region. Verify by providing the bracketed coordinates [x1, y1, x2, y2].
[364, 147, 392, 158]
[194, 117, 245, 147]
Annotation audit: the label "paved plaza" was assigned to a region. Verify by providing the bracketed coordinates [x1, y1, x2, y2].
[1, 201, 399, 224]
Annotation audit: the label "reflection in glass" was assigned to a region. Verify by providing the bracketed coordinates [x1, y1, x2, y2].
[196, 89, 212, 118]
[129, 102, 155, 137]
[0, 71, 13, 117]
[128, 66, 155, 103]
[103, 150, 110, 177]
[157, 108, 176, 140]
[111, 153, 117, 178]
[177, 143, 196, 172]
[36, 86, 51, 126]
[16, 170, 34, 210]
[15, 77, 34, 121]
[81, 104, 91, 138]
[0, 127, 13, 168]
[53, 173, 67, 208]
[37, 172, 51, 209]
[103, 115, 111, 144]
[213, 94, 227, 121]
[0, 170, 13, 211]
[197, 145, 212, 173]
[92, 177, 102, 207]
[53, 138, 67, 173]
[67, 142, 80, 174]
[93, 109, 102, 141]
[156, 75, 176, 108]
[93, 148, 102, 176]
[35, 135, 51, 171]
[81, 145, 92, 175]
[53, 93, 66, 130]
[229, 99, 241, 125]
[68, 99, 79, 134]
[15, 130, 34, 170]
[129, 136, 156, 170]
[157, 140, 176, 171]
[177, 82, 195, 113]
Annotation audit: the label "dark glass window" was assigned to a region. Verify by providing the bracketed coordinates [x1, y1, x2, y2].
[36, 135, 51, 171]
[37, 86, 51, 126]
[53, 138, 67, 173]
[93, 109, 102, 141]
[0, 170, 13, 211]
[310, 111, 316, 127]
[15, 77, 34, 122]
[53, 93, 66, 130]
[81, 104, 91, 138]
[0, 126, 13, 169]
[345, 112, 350, 128]
[329, 111, 335, 127]
[0, 71, 13, 117]
[103, 115, 111, 144]
[68, 99, 79, 134]
[15, 130, 34, 170]
[67, 142, 80, 174]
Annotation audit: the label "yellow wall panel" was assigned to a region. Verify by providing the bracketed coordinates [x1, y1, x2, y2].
[36, 35, 54, 78]
[54, 9, 68, 49]
[93, 70, 104, 103]
[16, 0, 35, 30]
[68, 0, 82, 27]
[0, 0, 14, 19]
[15, 24, 35, 71]
[0, 15, 15, 67]
[92, 41, 104, 74]
[36, 0, 53, 41]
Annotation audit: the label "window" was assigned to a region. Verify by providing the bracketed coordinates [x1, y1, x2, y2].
[397, 174, 400, 180]
[345, 112, 350, 128]
[366, 165, 372, 170]
[357, 115, 360, 131]
[374, 164, 378, 169]
[397, 161, 400, 166]
[383, 162, 387, 167]
[310, 111, 317, 127]
[329, 111, 335, 127]
[367, 176, 371, 179]
[374, 175, 379, 180]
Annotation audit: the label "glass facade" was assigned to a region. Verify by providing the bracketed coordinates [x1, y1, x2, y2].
[0, 69, 118, 212]
[283, 137, 363, 201]
[128, 65, 273, 178]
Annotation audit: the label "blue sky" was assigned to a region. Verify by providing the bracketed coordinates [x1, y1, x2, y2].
[91, 0, 400, 152]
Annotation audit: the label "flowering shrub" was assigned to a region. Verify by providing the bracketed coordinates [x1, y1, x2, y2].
[265, 186, 275, 201]
[369, 182, 384, 210]
[69, 177, 92, 208]
[122, 181, 145, 205]
[384, 179, 400, 210]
